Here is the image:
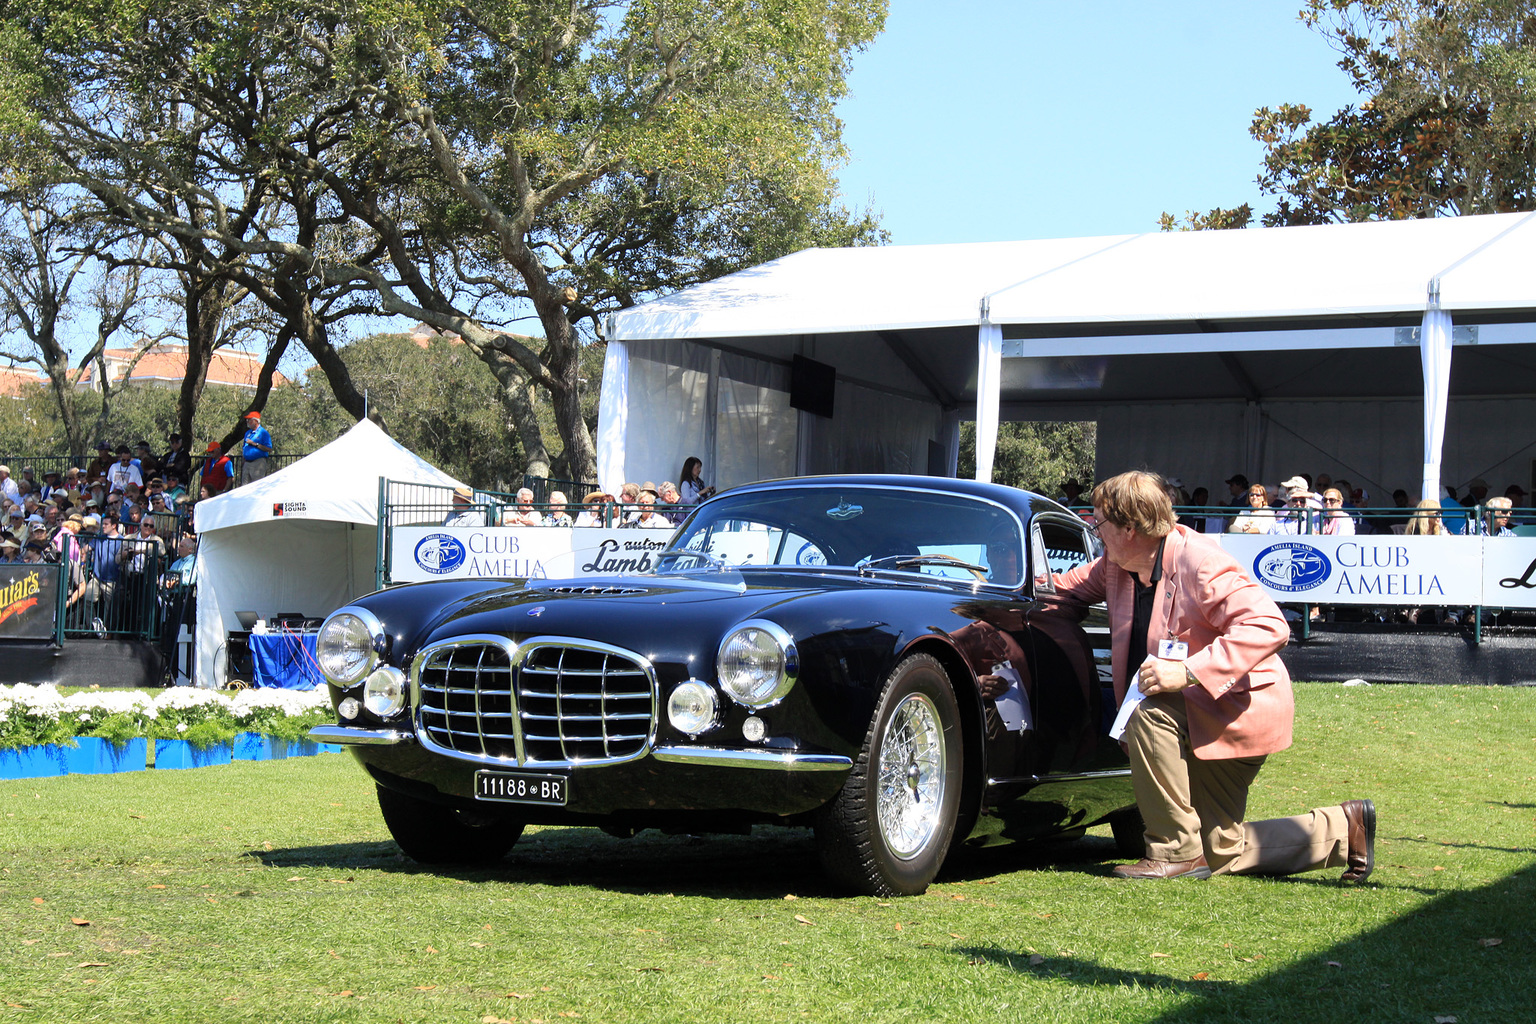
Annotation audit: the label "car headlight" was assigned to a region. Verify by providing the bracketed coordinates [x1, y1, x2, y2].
[363, 666, 407, 718]
[667, 680, 718, 736]
[316, 606, 385, 687]
[716, 619, 797, 708]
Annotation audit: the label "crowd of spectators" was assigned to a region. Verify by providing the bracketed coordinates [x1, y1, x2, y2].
[0, 418, 267, 640]
[441, 457, 712, 531]
[1129, 471, 1534, 537]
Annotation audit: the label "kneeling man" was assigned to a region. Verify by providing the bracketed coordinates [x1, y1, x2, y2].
[1056, 470, 1375, 882]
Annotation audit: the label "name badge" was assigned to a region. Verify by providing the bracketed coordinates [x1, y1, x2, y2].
[1157, 639, 1189, 661]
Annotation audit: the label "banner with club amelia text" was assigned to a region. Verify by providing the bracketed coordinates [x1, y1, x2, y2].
[388, 525, 1536, 609]
[1217, 534, 1536, 608]
[0, 563, 60, 640]
[390, 527, 674, 583]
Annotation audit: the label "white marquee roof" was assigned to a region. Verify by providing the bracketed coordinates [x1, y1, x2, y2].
[609, 211, 1536, 342]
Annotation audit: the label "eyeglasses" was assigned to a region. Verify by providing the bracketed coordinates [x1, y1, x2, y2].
[1323, 497, 1343, 504]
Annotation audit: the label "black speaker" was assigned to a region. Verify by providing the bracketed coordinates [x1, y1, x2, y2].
[790, 355, 836, 419]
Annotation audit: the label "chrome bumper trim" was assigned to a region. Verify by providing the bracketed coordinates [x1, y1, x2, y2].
[650, 746, 852, 771]
[308, 725, 417, 747]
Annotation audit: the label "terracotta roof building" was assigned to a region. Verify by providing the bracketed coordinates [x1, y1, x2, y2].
[74, 343, 287, 392]
[0, 365, 47, 397]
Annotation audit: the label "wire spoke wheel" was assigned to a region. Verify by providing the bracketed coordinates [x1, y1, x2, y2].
[876, 693, 947, 859]
[815, 653, 963, 896]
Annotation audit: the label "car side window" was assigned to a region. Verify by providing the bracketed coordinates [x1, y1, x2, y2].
[1037, 517, 1095, 577]
[1030, 528, 1054, 593]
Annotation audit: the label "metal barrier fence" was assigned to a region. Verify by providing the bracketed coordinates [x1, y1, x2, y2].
[1, 451, 306, 488]
[58, 537, 166, 641]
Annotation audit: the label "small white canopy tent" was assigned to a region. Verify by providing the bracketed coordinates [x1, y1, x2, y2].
[193, 419, 464, 687]
[601, 211, 1536, 504]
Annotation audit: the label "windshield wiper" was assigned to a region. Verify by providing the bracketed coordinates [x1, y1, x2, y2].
[855, 554, 989, 577]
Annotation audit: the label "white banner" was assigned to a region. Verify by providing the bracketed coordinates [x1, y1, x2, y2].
[390, 527, 673, 582]
[1217, 534, 1483, 605]
[1480, 538, 1536, 608]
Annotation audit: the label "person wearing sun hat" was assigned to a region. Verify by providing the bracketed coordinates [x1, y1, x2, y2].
[239, 410, 275, 486]
[441, 485, 483, 527]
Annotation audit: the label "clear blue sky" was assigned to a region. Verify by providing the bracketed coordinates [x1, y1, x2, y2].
[832, 0, 1363, 244]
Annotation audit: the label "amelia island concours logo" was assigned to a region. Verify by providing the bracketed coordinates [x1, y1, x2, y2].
[414, 533, 468, 575]
[1253, 542, 1332, 593]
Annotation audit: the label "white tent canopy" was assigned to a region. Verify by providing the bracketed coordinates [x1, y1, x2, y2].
[602, 212, 1536, 502]
[194, 419, 464, 687]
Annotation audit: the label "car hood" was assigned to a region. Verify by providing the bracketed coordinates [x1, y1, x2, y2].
[390, 567, 986, 665]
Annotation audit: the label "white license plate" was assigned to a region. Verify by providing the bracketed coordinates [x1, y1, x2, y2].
[475, 771, 568, 806]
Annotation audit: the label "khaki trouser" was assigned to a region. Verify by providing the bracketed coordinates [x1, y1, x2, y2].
[1127, 693, 1350, 875]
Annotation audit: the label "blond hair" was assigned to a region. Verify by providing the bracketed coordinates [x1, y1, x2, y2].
[1404, 499, 1446, 536]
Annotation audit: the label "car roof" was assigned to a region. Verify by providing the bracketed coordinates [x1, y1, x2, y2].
[718, 473, 1072, 522]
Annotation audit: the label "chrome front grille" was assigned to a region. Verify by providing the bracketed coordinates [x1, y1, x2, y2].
[412, 636, 656, 767]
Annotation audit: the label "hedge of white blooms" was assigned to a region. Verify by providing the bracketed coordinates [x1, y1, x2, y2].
[0, 683, 333, 749]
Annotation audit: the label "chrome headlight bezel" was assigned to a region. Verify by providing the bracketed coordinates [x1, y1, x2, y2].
[716, 619, 798, 708]
[315, 606, 386, 688]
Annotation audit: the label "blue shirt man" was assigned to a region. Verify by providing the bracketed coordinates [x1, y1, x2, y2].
[240, 411, 275, 486]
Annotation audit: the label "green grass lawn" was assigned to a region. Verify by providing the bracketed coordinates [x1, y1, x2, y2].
[3, 683, 1534, 1024]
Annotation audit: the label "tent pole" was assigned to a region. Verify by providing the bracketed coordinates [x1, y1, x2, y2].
[975, 304, 1002, 483]
[1419, 279, 1453, 505]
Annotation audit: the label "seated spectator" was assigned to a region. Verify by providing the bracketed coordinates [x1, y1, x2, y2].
[1188, 486, 1225, 534]
[657, 482, 685, 525]
[1462, 478, 1490, 509]
[39, 469, 60, 501]
[0, 536, 19, 562]
[0, 465, 18, 505]
[1270, 489, 1322, 534]
[623, 491, 674, 530]
[1475, 496, 1517, 537]
[574, 492, 615, 527]
[502, 487, 544, 526]
[1228, 484, 1274, 534]
[617, 481, 642, 522]
[441, 485, 483, 527]
[1319, 488, 1355, 535]
[1223, 473, 1250, 510]
[1404, 500, 1446, 537]
[542, 491, 573, 527]
[163, 471, 188, 504]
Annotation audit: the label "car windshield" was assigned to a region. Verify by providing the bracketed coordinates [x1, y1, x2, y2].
[665, 485, 1025, 586]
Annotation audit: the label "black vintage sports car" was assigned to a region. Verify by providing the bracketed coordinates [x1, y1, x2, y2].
[311, 475, 1139, 895]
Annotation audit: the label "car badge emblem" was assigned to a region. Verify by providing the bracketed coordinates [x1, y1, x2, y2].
[526, 605, 545, 617]
[826, 499, 863, 520]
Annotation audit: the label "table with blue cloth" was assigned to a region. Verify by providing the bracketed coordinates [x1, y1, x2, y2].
[248, 630, 325, 689]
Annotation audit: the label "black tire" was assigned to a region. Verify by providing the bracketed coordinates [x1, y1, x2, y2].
[376, 784, 525, 865]
[1108, 806, 1145, 858]
[814, 653, 963, 896]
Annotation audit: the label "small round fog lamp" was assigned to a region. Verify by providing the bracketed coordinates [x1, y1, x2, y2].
[667, 681, 718, 736]
[337, 696, 361, 720]
[362, 666, 407, 718]
[741, 716, 765, 743]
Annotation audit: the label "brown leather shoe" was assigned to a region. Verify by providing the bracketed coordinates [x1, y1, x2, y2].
[1340, 799, 1376, 883]
[1112, 855, 1211, 880]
